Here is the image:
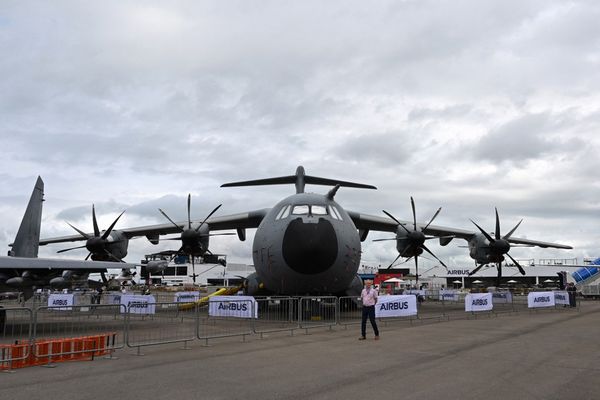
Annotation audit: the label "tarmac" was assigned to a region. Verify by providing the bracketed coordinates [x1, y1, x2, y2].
[2, 302, 600, 400]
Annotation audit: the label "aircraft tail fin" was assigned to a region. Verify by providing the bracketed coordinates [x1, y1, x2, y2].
[221, 166, 377, 194]
[9, 176, 44, 258]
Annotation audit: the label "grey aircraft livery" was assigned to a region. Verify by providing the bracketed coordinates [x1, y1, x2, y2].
[1, 177, 138, 298]
[37, 166, 572, 296]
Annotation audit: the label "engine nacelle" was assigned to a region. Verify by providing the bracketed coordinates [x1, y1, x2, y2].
[50, 277, 69, 289]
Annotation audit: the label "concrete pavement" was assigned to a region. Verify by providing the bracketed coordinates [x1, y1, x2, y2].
[2, 302, 599, 400]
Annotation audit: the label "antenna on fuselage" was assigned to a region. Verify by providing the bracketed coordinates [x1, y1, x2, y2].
[220, 166, 377, 194]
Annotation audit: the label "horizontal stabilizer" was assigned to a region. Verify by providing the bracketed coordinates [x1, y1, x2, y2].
[221, 166, 376, 194]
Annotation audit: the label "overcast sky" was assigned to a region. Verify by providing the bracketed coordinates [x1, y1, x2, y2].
[1, 1, 599, 273]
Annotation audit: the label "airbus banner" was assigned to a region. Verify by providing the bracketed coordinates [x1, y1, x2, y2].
[375, 295, 417, 318]
[48, 294, 75, 311]
[465, 293, 493, 312]
[121, 295, 156, 314]
[175, 291, 200, 303]
[106, 293, 121, 305]
[439, 290, 460, 302]
[209, 296, 257, 319]
[527, 292, 555, 308]
[553, 291, 569, 306]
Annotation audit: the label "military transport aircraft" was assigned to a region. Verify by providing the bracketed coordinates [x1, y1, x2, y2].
[37, 166, 572, 296]
[1, 177, 139, 299]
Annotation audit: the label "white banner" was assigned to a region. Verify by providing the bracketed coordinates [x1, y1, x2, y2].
[175, 291, 200, 303]
[121, 295, 156, 314]
[209, 296, 257, 318]
[528, 292, 556, 308]
[439, 290, 459, 302]
[48, 294, 75, 311]
[465, 293, 493, 312]
[553, 291, 569, 306]
[375, 295, 417, 318]
[406, 290, 426, 297]
[106, 293, 122, 305]
[491, 291, 513, 304]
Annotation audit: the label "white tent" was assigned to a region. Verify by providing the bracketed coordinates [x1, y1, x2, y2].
[384, 277, 405, 283]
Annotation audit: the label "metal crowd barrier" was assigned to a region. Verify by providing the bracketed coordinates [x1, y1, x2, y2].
[0, 307, 33, 369]
[298, 296, 337, 332]
[197, 299, 255, 344]
[337, 296, 362, 327]
[126, 302, 197, 353]
[254, 297, 299, 336]
[33, 304, 126, 363]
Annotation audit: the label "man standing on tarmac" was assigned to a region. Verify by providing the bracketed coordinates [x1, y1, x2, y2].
[359, 279, 379, 341]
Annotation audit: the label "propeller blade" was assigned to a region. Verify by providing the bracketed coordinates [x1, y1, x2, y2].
[469, 263, 485, 276]
[372, 238, 398, 242]
[66, 222, 90, 240]
[100, 272, 108, 285]
[421, 244, 449, 270]
[92, 205, 100, 237]
[495, 208, 501, 240]
[383, 210, 410, 234]
[195, 204, 223, 232]
[57, 245, 87, 254]
[85, 252, 92, 261]
[503, 219, 523, 240]
[187, 194, 192, 230]
[414, 254, 419, 284]
[422, 207, 442, 231]
[470, 220, 495, 243]
[191, 256, 196, 283]
[386, 253, 402, 269]
[506, 253, 526, 275]
[101, 210, 125, 240]
[410, 197, 417, 231]
[158, 208, 184, 232]
[104, 249, 123, 263]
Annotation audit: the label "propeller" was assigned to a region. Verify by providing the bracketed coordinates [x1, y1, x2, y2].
[468, 208, 525, 286]
[158, 194, 233, 284]
[376, 197, 450, 284]
[58, 205, 125, 262]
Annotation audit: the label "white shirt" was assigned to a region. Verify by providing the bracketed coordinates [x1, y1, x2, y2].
[361, 287, 378, 306]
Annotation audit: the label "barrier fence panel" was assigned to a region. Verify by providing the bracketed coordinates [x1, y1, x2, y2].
[0, 307, 33, 370]
[299, 297, 337, 331]
[197, 299, 255, 343]
[33, 304, 126, 364]
[337, 297, 362, 327]
[254, 297, 299, 335]
[126, 302, 198, 351]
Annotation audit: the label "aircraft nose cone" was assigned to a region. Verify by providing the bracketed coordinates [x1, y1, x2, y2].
[282, 218, 338, 275]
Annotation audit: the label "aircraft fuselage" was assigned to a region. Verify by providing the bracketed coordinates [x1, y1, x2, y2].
[252, 193, 361, 295]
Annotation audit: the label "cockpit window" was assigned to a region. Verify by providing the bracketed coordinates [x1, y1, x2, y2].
[329, 206, 343, 220]
[275, 205, 291, 220]
[292, 205, 309, 215]
[312, 205, 327, 215]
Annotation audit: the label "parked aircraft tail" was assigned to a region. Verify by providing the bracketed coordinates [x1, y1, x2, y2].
[221, 166, 377, 194]
[9, 176, 44, 258]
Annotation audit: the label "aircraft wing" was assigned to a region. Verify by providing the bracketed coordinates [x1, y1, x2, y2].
[347, 211, 572, 249]
[38, 208, 271, 245]
[0, 256, 138, 270]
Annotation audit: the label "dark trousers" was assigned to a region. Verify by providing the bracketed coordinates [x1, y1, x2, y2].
[361, 305, 379, 337]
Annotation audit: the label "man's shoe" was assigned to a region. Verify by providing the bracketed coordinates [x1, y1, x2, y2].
[358, 336, 366, 340]
[374, 336, 380, 340]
